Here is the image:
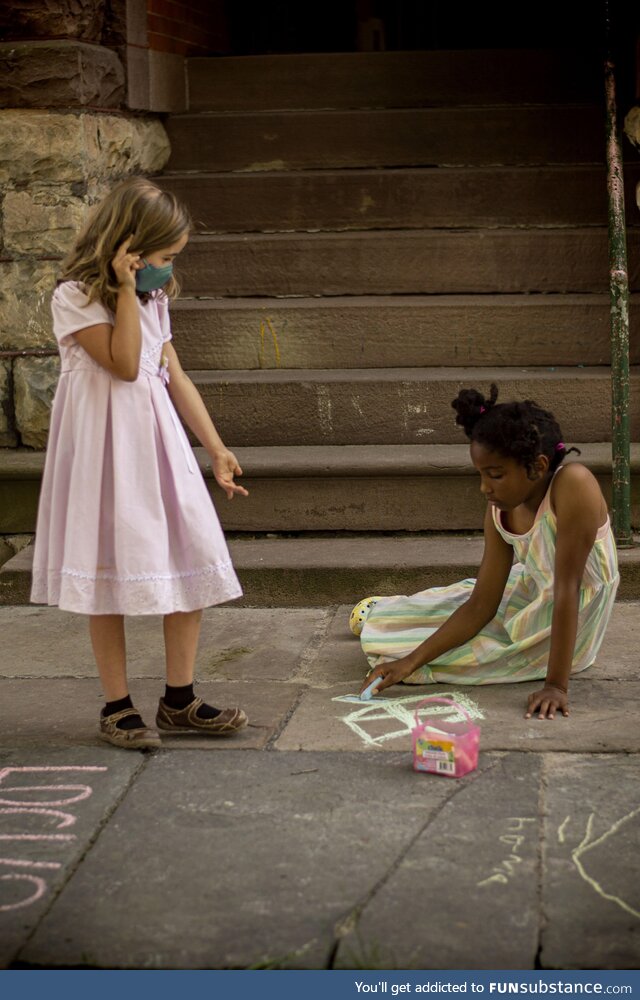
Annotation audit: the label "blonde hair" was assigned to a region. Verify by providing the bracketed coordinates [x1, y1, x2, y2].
[60, 177, 191, 312]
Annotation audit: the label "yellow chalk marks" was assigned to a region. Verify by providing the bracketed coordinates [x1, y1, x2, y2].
[569, 807, 640, 920]
[259, 316, 282, 368]
[359, 193, 375, 214]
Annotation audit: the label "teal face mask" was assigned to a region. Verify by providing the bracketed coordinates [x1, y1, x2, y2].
[136, 258, 173, 293]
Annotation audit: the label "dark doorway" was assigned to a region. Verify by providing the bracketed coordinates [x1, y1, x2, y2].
[222, 0, 638, 104]
[224, 0, 621, 54]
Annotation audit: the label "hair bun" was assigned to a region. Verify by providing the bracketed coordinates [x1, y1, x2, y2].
[451, 384, 499, 437]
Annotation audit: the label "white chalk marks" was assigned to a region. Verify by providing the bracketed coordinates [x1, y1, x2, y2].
[477, 816, 536, 888]
[332, 690, 483, 748]
[559, 808, 640, 920]
[0, 766, 107, 913]
[475, 797, 640, 922]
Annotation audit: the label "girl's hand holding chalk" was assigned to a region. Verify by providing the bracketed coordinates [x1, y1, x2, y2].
[360, 675, 383, 701]
[358, 655, 419, 698]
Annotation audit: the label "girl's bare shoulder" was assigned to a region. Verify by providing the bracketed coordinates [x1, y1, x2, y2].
[552, 462, 607, 517]
[555, 461, 599, 489]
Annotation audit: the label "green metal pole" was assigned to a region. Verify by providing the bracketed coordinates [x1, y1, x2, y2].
[604, 51, 633, 546]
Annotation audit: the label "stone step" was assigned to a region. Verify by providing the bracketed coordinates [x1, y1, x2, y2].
[208, 444, 640, 533]
[170, 294, 640, 370]
[186, 50, 601, 112]
[4, 444, 638, 535]
[4, 533, 640, 608]
[161, 164, 640, 234]
[187, 367, 639, 447]
[179, 228, 640, 297]
[166, 105, 605, 173]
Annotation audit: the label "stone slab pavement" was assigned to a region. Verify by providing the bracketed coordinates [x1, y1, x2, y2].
[0, 603, 639, 970]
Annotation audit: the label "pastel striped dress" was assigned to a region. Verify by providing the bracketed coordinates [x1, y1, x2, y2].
[360, 471, 619, 684]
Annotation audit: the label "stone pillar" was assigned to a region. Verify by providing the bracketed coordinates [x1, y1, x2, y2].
[0, 0, 171, 450]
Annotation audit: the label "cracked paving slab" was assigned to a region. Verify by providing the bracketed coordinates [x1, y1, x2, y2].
[18, 750, 457, 970]
[0, 679, 304, 751]
[0, 606, 331, 682]
[540, 754, 640, 970]
[335, 751, 541, 969]
[335, 751, 640, 971]
[0, 746, 143, 968]
[275, 680, 640, 754]
[5, 603, 637, 686]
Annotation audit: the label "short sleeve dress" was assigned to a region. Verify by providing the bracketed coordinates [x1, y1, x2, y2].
[30, 281, 243, 615]
[359, 467, 619, 684]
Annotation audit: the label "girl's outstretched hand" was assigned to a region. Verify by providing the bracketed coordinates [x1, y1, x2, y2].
[358, 655, 418, 696]
[525, 684, 569, 720]
[212, 449, 249, 500]
[111, 236, 142, 289]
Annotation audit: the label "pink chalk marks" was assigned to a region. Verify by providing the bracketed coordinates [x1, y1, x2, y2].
[0, 766, 108, 913]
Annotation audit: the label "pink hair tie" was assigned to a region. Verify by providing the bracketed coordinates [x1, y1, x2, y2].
[479, 406, 486, 413]
[555, 442, 565, 451]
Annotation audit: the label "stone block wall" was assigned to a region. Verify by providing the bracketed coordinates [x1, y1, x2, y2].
[0, 0, 171, 449]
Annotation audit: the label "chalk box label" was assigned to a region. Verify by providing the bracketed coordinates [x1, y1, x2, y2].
[414, 736, 456, 775]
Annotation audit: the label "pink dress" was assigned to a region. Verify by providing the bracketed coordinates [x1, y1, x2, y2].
[31, 281, 243, 615]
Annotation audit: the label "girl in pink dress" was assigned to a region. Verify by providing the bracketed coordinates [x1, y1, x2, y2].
[31, 177, 248, 749]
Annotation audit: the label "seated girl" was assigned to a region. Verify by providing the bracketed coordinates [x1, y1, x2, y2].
[351, 385, 619, 720]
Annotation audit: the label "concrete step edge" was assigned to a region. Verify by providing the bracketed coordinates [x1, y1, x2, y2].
[169, 103, 605, 121]
[172, 293, 640, 312]
[187, 365, 640, 384]
[10, 533, 640, 571]
[4, 535, 640, 608]
[185, 48, 600, 67]
[182, 226, 639, 247]
[185, 49, 601, 112]
[161, 164, 626, 180]
[3, 444, 639, 482]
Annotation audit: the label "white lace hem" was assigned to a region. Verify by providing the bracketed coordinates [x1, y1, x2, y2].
[31, 565, 243, 616]
[57, 560, 237, 584]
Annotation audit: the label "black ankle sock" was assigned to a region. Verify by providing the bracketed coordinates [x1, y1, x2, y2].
[195, 701, 221, 720]
[164, 683, 220, 719]
[102, 695, 144, 731]
[164, 683, 194, 709]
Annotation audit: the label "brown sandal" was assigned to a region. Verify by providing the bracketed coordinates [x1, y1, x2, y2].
[99, 707, 161, 750]
[156, 697, 248, 736]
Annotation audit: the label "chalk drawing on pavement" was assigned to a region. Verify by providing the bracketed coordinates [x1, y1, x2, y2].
[0, 766, 108, 914]
[477, 816, 536, 888]
[332, 690, 483, 749]
[560, 808, 640, 920]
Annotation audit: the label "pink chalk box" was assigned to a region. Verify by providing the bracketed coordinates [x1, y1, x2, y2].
[412, 696, 480, 778]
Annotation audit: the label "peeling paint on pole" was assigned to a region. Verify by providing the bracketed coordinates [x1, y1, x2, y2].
[605, 56, 633, 546]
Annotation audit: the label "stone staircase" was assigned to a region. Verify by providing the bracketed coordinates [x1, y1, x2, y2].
[2, 47, 640, 605]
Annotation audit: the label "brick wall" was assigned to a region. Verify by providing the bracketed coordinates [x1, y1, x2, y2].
[147, 0, 229, 56]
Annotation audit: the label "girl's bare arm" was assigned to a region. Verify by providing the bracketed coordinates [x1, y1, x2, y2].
[74, 238, 142, 381]
[362, 505, 513, 693]
[525, 464, 604, 719]
[163, 341, 248, 499]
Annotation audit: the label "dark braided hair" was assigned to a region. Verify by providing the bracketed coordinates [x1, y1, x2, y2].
[451, 384, 580, 478]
